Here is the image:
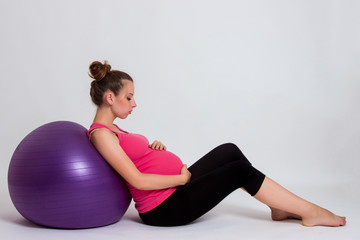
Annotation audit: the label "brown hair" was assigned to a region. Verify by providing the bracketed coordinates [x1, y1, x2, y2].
[89, 60, 133, 106]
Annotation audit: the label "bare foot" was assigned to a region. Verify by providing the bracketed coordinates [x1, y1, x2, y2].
[270, 207, 301, 221]
[302, 206, 346, 227]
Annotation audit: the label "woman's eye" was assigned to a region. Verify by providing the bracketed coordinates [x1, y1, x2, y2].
[127, 98, 132, 101]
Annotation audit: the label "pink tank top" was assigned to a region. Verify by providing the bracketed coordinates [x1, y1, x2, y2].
[87, 122, 183, 213]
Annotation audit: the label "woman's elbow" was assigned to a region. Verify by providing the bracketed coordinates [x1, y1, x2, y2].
[129, 174, 148, 190]
[133, 182, 147, 190]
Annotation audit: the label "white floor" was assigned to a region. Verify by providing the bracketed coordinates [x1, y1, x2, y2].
[1, 181, 359, 240]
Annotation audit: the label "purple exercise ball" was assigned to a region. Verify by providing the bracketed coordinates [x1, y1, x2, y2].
[8, 121, 132, 229]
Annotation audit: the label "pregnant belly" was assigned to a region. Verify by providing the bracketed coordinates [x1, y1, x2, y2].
[136, 150, 183, 175]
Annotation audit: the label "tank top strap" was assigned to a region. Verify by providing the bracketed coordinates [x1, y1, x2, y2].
[87, 122, 120, 138]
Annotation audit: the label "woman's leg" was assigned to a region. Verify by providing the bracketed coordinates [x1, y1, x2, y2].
[254, 177, 346, 226]
[196, 143, 346, 226]
[140, 143, 346, 227]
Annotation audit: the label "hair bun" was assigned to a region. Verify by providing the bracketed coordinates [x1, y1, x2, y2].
[89, 60, 112, 81]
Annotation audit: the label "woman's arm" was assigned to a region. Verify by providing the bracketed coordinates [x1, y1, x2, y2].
[89, 129, 191, 191]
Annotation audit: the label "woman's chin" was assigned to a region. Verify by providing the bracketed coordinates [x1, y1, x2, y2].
[119, 114, 130, 119]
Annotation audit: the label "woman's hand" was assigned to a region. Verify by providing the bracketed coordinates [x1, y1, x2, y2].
[180, 164, 191, 185]
[149, 140, 167, 150]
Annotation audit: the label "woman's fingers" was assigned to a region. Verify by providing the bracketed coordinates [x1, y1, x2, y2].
[150, 140, 166, 150]
[153, 140, 161, 150]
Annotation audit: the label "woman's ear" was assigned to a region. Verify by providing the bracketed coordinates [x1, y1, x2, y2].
[104, 90, 115, 106]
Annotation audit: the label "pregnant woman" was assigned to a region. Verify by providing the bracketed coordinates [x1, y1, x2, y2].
[87, 60, 346, 227]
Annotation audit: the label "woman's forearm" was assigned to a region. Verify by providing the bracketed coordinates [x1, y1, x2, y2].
[135, 173, 188, 190]
[132, 164, 191, 191]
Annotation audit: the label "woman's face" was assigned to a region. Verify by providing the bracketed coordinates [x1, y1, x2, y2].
[111, 80, 137, 119]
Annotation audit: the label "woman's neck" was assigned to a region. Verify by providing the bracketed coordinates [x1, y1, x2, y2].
[93, 107, 116, 128]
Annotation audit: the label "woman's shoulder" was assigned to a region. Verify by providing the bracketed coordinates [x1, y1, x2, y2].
[88, 122, 122, 136]
[89, 127, 117, 141]
[88, 122, 120, 145]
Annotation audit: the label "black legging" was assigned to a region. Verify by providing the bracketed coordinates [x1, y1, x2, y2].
[139, 143, 266, 226]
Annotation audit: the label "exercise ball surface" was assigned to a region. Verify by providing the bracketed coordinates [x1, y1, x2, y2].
[8, 121, 132, 229]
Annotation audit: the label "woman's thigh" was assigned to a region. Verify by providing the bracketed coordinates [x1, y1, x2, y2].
[188, 143, 252, 179]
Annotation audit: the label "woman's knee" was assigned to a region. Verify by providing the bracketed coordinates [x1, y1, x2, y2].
[219, 142, 242, 155]
[218, 142, 239, 153]
[219, 142, 251, 165]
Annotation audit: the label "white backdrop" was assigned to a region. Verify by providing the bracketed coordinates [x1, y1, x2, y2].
[0, 0, 359, 217]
